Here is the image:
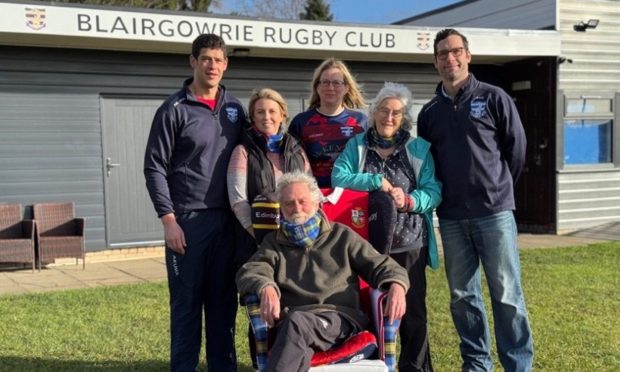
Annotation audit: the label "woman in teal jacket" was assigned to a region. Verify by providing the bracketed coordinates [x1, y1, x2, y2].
[332, 82, 441, 372]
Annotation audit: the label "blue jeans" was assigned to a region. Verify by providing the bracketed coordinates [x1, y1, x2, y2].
[439, 211, 533, 372]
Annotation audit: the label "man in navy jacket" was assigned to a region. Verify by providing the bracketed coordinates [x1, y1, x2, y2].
[144, 34, 245, 372]
[417, 29, 533, 372]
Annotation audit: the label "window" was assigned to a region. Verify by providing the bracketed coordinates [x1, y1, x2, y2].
[563, 97, 614, 165]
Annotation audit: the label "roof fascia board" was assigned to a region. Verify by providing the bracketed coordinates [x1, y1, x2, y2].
[1, 1, 560, 63]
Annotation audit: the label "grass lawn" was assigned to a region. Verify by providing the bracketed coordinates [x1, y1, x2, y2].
[0, 242, 618, 371]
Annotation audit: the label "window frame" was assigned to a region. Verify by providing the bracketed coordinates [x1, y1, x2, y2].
[557, 92, 619, 169]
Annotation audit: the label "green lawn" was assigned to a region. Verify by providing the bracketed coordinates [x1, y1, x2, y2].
[1, 243, 618, 371]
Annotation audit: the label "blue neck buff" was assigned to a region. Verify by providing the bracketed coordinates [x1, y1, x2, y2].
[281, 212, 321, 248]
[266, 133, 284, 153]
[252, 127, 284, 153]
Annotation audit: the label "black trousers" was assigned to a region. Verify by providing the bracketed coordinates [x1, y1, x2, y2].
[392, 247, 434, 372]
[266, 311, 357, 372]
[166, 209, 238, 372]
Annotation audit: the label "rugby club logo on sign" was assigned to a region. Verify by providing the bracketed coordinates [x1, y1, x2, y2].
[416, 32, 431, 50]
[25, 7, 46, 31]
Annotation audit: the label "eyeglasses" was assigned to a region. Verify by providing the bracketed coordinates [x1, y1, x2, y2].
[436, 47, 465, 61]
[377, 108, 403, 119]
[318, 79, 346, 88]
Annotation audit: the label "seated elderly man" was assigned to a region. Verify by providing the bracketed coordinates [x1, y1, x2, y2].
[236, 171, 409, 372]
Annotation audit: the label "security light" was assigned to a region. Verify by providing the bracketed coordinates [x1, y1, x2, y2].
[573, 19, 599, 32]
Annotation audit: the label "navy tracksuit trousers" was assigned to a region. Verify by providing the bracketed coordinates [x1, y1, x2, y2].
[166, 209, 238, 372]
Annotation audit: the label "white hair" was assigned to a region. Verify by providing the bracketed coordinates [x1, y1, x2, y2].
[275, 171, 322, 204]
[368, 82, 414, 131]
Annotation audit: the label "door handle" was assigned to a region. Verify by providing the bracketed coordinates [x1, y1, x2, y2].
[538, 138, 548, 149]
[106, 157, 121, 177]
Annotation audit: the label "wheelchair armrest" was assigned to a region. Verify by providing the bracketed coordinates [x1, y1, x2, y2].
[244, 293, 270, 372]
[370, 288, 401, 372]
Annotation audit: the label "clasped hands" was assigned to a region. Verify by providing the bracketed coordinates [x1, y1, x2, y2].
[380, 177, 408, 210]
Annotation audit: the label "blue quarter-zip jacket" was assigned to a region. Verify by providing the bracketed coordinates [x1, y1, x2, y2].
[417, 74, 526, 220]
[144, 78, 246, 217]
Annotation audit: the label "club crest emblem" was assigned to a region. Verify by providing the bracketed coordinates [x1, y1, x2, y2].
[25, 7, 46, 31]
[351, 207, 366, 228]
[416, 32, 431, 50]
[226, 107, 239, 122]
[340, 126, 354, 137]
[470, 97, 487, 119]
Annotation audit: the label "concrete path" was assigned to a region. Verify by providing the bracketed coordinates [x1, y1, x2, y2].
[0, 257, 166, 296]
[0, 232, 615, 297]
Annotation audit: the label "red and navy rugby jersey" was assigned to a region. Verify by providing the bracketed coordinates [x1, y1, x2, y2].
[289, 108, 367, 187]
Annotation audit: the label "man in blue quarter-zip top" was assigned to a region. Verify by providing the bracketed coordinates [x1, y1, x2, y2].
[144, 33, 246, 372]
[417, 28, 533, 372]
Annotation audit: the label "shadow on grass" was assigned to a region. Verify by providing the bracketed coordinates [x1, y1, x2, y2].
[0, 357, 168, 371]
[0, 356, 256, 371]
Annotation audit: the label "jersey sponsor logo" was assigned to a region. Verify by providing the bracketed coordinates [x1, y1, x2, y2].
[254, 211, 280, 220]
[307, 133, 325, 139]
[226, 107, 239, 122]
[470, 97, 487, 119]
[303, 124, 359, 143]
[351, 207, 366, 228]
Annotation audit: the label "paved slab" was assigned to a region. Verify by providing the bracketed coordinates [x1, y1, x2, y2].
[517, 233, 605, 249]
[565, 221, 620, 241]
[434, 233, 607, 251]
[0, 257, 166, 296]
